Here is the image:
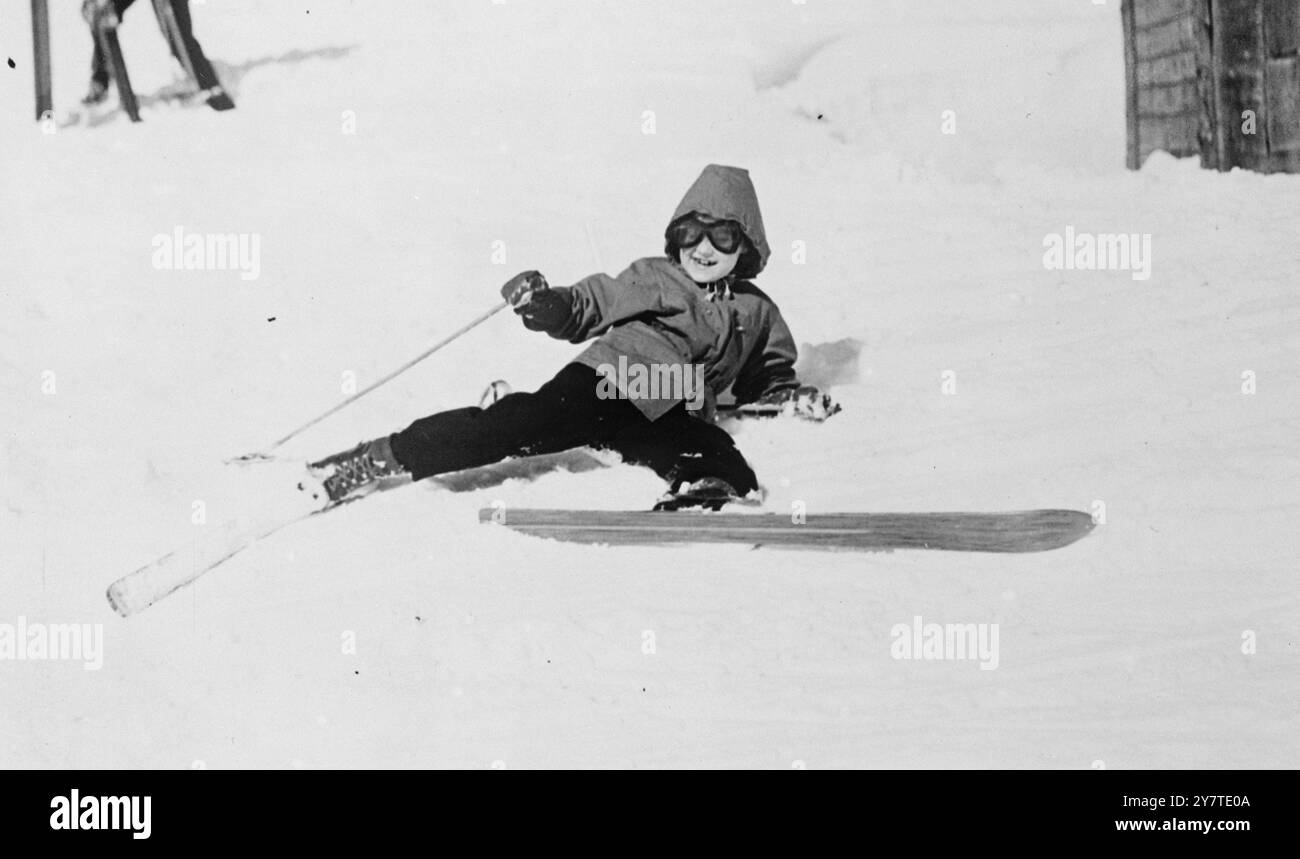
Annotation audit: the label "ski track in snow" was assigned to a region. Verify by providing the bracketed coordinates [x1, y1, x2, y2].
[1, 0, 1297, 768]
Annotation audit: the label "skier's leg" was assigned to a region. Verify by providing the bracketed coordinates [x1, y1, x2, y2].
[88, 41, 110, 95]
[85, 0, 136, 98]
[388, 363, 629, 481]
[166, 0, 222, 90]
[605, 406, 760, 496]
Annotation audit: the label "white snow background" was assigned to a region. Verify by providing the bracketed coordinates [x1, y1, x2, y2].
[1, 0, 1297, 767]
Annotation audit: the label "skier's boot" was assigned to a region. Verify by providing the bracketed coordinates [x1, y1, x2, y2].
[300, 436, 410, 506]
[82, 78, 109, 105]
[201, 86, 236, 112]
[654, 476, 744, 512]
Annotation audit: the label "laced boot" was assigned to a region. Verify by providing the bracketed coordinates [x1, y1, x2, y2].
[653, 476, 743, 512]
[304, 436, 409, 505]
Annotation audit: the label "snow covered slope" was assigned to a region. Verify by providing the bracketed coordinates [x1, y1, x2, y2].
[1, 0, 1296, 768]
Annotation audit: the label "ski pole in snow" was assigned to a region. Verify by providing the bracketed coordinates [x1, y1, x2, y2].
[31, 0, 53, 122]
[230, 300, 508, 463]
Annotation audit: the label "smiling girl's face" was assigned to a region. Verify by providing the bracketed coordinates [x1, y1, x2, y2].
[678, 237, 740, 284]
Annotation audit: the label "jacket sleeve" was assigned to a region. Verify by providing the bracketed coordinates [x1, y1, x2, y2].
[731, 305, 800, 405]
[537, 263, 669, 344]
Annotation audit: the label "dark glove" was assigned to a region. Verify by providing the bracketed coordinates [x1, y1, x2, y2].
[753, 385, 842, 421]
[500, 270, 569, 332]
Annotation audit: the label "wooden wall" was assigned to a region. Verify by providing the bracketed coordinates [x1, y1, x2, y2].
[1213, 0, 1268, 170]
[1124, 0, 1300, 173]
[1123, 0, 1216, 168]
[1261, 2, 1300, 171]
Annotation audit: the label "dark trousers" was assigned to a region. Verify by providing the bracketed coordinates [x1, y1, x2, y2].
[91, 0, 222, 91]
[389, 363, 759, 494]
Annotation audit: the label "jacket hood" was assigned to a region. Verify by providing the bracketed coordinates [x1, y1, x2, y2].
[667, 164, 770, 277]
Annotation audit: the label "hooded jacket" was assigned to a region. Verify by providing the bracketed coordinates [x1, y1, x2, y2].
[535, 165, 799, 420]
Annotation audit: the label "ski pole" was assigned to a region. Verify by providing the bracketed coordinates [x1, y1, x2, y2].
[233, 300, 508, 462]
[31, 0, 53, 122]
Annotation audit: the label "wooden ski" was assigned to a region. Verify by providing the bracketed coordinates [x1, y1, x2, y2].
[479, 508, 1097, 553]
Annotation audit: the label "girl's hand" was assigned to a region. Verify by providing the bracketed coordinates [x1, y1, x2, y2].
[788, 385, 842, 421]
[500, 271, 569, 332]
[751, 386, 842, 421]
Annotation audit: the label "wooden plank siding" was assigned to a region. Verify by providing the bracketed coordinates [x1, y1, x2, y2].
[1134, 0, 1194, 29]
[1123, 0, 1142, 168]
[1264, 2, 1300, 57]
[1213, 0, 1269, 171]
[1137, 113, 1201, 155]
[1126, 0, 1205, 163]
[1190, 1, 1219, 167]
[1124, 0, 1300, 173]
[1265, 57, 1300, 151]
[1264, 2, 1300, 170]
[1134, 13, 1198, 60]
[1137, 78, 1202, 116]
[1137, 50, 1198, 86]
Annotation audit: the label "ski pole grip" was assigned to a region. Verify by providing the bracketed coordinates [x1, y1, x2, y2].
[501, 271, 547, 306]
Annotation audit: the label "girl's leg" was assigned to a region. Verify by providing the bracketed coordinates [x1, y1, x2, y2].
[388, 363, 629, 480]
[604, 405, 760, 495]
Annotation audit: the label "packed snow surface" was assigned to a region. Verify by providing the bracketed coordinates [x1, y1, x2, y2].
[1, 0, 1296, 767]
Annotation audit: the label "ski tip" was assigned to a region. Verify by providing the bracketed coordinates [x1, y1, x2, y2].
[224, 451, 277, 466]
[106, 580, 140, 618]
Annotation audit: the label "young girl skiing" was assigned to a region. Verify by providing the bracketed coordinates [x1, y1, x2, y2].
[306, 164, 838, 509]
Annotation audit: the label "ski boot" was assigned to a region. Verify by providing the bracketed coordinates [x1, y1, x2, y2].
[82, 78, 109, 105]
[654, 477, 745, 512]
[299, 436, 410, 506]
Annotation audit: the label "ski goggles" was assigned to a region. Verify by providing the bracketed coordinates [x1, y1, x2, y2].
[667, 216, 746, 254]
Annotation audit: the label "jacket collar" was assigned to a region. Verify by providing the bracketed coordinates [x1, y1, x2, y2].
[672, 259, 736, 300]
[704, 277, 736, 301]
